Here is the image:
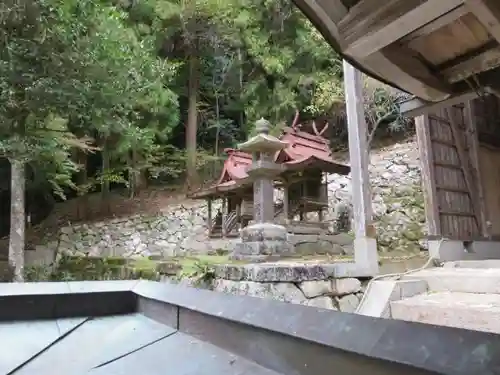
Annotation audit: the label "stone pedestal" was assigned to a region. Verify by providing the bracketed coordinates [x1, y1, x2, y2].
[231, 223, 292, 262]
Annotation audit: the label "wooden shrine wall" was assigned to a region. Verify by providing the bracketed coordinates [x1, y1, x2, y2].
[473, 96, 500, 237]
[416, 103, 484, 240]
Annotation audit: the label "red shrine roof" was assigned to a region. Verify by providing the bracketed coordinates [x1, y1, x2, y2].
[190, 124, 350, 199]
[277, 127, 350, 174]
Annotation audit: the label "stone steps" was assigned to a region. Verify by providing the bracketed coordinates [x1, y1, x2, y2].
[443, 259, 500, 269]
[402, 267, 500, 294]
[390, 291, 500, 334]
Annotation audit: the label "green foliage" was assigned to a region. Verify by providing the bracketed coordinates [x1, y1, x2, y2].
[24, 254, 161, 282]
[177, 259, 216, 286]
[0, 0, 179, 198]
[0, 0, 409, 228]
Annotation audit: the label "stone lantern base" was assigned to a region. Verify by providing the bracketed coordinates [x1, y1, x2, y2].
[230, 222, 293, 262]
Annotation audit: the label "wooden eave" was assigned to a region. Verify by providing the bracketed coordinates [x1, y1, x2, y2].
[293, 0, 500, 106]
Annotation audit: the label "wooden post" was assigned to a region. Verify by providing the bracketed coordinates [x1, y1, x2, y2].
[318, 209, 324, 222]
[207, 198, 212, 232]
[343, 60, 378, 273]
[221, 198, 227, 238]
[236, 198, 242, 232]
[464, 101, 490, 237]
[283, 185, 289, 223]
[415, 115, 441, 235]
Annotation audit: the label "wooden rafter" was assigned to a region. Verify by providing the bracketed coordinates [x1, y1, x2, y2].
[400, 6, 469, 43]
[381, 44, 452, 92]
[441, 46, 500, 83]
[295, 0, 453, 101]
[466, 0, 500, 44]
[302, 0, 346, 47]
[363, 50, 452, 101]
[340, 0, 465, 59]
[400, 90, 491, 117]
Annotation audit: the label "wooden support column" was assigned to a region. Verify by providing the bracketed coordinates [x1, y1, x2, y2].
[464, 101, 489, 237]
[236, 199, 242, 232]
[415, 115, 441, 236]
[207, 198, 213, 232]
[221, 198, 227, 238]
[343, 60, 378, 273]
[283, 186, 290, 223]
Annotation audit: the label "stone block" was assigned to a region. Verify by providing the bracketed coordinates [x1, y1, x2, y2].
[443, 259, 500, 269]
[337, 294, 359, 313]
[332, 278, 361, 296]
[293, 240, 344, 256]
[212, 279, 306, 304]
[403, 268, 500, 294]
[305, 296, 337, 310]
[298, 280, 334, 298]
[390, 291, 500, 334]
[215, 263, 338, 282]
[356, 279, 428, 318]
[231, 223, 292, 261]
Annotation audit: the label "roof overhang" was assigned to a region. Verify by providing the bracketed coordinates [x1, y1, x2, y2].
[293, 0, 500, 103]
[284, 157, 351, 175]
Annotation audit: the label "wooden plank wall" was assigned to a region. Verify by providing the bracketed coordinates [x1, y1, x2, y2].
[424, 105, 481, 239]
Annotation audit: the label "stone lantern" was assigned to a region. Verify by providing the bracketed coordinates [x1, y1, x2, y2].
[230, 118, 292, 261]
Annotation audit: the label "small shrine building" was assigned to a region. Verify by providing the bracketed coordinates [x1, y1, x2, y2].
[189, 122, 350, 242]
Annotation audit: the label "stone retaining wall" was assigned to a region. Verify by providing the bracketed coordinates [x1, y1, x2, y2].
[211, 263, 367, 312]
[30, 139, 424, 260]
[212, 277, 365, 312]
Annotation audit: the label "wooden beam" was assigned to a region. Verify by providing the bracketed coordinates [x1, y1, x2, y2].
[466, 0, 500, 44]
[463, 100, 489, 237]
[295, 0, 347, 48]
[445, 107, 483, 233]
[415, 115, 441, 235]
[400, 91, 481, 117]
[382, 44, 452, 92]
[341, 0, 465, 59]
[343, 60, 373, 238]
[362, 44, 453, 102]
[296, 0, 453, 101]
[400, 5, 468, 43]
[441, 46, 500, 83]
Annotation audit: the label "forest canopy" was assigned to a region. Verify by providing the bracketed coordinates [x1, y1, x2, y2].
[0, 0, 409, 259]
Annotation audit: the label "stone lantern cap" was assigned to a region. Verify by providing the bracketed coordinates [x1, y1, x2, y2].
[238, 118, 288, 153]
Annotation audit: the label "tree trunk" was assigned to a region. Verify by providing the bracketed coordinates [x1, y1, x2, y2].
[214, 94, 220, 156]
[237, 47, 245, 132]
[75, 150, 88, 220]
[128, 149, 135, 199]
[8, 159, 25, 282]
[101, 139, 111, 214]
[128, 149, 148, 199]
[186, 53, 199, 191]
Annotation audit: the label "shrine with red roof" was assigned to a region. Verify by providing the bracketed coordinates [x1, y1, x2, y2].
[190, 121, 350, 240]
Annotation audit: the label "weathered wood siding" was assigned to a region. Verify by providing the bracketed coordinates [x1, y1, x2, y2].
[417, 104, 484, 240]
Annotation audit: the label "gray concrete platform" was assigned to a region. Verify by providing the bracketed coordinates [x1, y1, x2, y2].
[403, 268, 500, 294]
[391, 291, 500, 334]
